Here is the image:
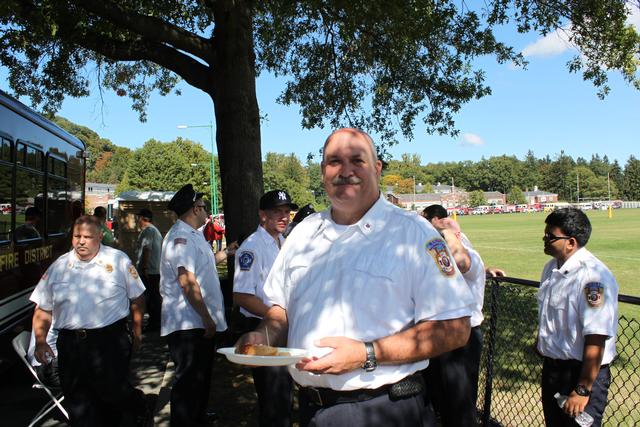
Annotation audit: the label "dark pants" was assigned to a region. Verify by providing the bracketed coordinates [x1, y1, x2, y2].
[541, 357, 611, 427]
[422, 325, 483, 427]
[142, 273, 161, 329]
[57, 318, 146, 427]
[167, 329, 215, 427]
[242, 316, 293, 427]
[299, 386, 435, 427]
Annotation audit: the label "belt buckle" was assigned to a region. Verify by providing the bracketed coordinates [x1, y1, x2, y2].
[77, 329, 87, 339]
[308, 387, 323, 406]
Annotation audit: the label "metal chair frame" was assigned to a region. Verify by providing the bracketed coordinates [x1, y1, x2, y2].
[11, 331, 69, 427]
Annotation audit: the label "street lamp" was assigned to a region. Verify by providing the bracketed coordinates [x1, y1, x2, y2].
[177, 122, 219, 215]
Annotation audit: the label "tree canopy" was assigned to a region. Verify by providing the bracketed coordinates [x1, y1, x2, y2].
[2, 1, 638, 236]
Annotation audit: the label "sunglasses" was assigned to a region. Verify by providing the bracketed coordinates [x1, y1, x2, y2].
[542, 233, 572, 243]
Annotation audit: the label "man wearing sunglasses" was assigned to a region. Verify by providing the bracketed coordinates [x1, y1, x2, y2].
[160, 184, 229, 426]
[538, 207, 618, 427]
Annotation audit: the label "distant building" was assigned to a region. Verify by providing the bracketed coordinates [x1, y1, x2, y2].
[86, 182, 117, 214]
[484, 191, 507, 206]
[523, 186, 558, 205]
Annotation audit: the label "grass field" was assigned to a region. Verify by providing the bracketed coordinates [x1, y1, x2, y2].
[457, 208, 640, 299]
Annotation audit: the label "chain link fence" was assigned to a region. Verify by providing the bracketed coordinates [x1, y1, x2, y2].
[477, 277, 640, 426]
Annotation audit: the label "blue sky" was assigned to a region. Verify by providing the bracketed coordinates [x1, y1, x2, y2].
[1, 9, 639, 166]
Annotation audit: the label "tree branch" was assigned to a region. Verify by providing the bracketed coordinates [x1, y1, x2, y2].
[80, 0, 215, 63]
[77, 33, 215, 94]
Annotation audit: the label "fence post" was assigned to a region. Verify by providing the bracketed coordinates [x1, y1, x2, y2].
[482, 278, 500, 427]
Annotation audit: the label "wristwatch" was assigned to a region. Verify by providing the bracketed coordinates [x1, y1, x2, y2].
[574, 384, 591, 397]
[362, 342, 377, 372]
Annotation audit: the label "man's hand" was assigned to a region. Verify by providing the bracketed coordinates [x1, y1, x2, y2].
[203, 317, 217, 338]
[486, 267, 506, 278]
[34, 342, 55, 365]
[295, 336, 367, 375]
[563, 392, 589, 418]
[225, 241, 239, 257]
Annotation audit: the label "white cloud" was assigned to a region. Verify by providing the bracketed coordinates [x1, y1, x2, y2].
[460, 133, 485, 146]
[521, 28, 574, 58]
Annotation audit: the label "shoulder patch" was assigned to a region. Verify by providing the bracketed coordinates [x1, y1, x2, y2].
[128, 264, 139, 279]
[174, 237, 187, 245]
[426, 238, 456, 277]
[238, 251, 255, 271]
[105, 263, 114, 273]
[584, 282, 604, 308]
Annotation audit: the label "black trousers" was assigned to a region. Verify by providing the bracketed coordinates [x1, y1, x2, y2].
[299, 386, 435, 427]
[57, 318, 146, 427]
[166, 328, 215, 427]
[242, 316, 293, 427]
[422, 325, 483, 427]
[541, 357, 611, 427]
[141, 273, 161, 329]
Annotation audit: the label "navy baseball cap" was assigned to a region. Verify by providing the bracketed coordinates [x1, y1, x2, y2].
[259, 190, 298, 211]
[168, 184, 205, 216]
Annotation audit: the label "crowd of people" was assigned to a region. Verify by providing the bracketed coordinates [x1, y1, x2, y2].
[26, 128, 618, 427]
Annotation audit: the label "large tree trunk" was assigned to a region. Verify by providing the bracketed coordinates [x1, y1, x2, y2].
[211, 1, 262, 244]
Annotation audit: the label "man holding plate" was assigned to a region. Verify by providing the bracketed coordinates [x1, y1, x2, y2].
[233, 189, 298, 427]
[237, 129, 475, 427]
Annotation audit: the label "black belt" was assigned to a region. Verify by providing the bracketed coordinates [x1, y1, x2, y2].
[544, 357, 609, 370]
[60, 317, 127, 340]
[299, 372, 424, 407]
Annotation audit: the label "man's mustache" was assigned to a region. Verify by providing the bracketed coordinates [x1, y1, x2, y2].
[332, 176, 362, 185]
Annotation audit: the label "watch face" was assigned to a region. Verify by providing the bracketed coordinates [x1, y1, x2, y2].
[362, 360, 377, 372]
[575, 385, 590, 396]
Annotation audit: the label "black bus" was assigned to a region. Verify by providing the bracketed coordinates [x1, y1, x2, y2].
[0, 90, 85, 369]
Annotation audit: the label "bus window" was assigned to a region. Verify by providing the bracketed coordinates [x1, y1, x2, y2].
[0, 137, 11, 243]
[15, 143, 44, 242]
[47, 156, 69, 236]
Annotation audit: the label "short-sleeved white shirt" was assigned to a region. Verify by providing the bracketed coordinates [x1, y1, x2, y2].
[263, 195, 474, 390]
[459, 234, 486, 328]
[159, 219, 228, 336]
[29, 245, 145, 330]
[233, 226, 283, 318]
[537, 247, 618, 364]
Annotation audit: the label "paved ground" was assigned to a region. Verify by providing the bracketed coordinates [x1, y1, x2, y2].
[2, 326, 266, 427]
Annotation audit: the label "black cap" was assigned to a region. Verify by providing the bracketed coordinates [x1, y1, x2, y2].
[259, 190, 298, 211]
[292, 203, 315, 223]
[136, 208, 153, 221]
[168, 184, 205, 216]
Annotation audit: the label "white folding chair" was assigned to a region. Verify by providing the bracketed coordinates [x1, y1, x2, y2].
[11, 331, 69, 427]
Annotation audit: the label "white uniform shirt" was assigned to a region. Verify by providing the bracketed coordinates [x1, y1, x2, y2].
[264, 196, 474, 391]
[159, 219, 228, 336]
[233, 226, 284, 318]
[29, 245, 145, 329]
[460, 234, 486, 328]
[537, 247, 618, 364]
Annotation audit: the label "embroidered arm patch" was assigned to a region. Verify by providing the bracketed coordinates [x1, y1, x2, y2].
[238, 251, 255, 271]
[426, 238, 455, 277]
[174, 237, 187, 245]
[584, 282, 604, 307]
[128, 264, 139, 279]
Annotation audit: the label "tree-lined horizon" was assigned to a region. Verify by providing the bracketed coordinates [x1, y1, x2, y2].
[60, 115, 639, 205]
[2, 1, 639, 238]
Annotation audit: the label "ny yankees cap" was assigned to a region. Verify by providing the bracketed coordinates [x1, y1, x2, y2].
[259, 189, 299, 211]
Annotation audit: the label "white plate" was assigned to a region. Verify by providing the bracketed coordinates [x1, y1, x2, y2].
[217, 347, 307, 366]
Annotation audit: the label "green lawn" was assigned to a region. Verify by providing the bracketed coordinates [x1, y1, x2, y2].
[457, 208, 640, 298]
